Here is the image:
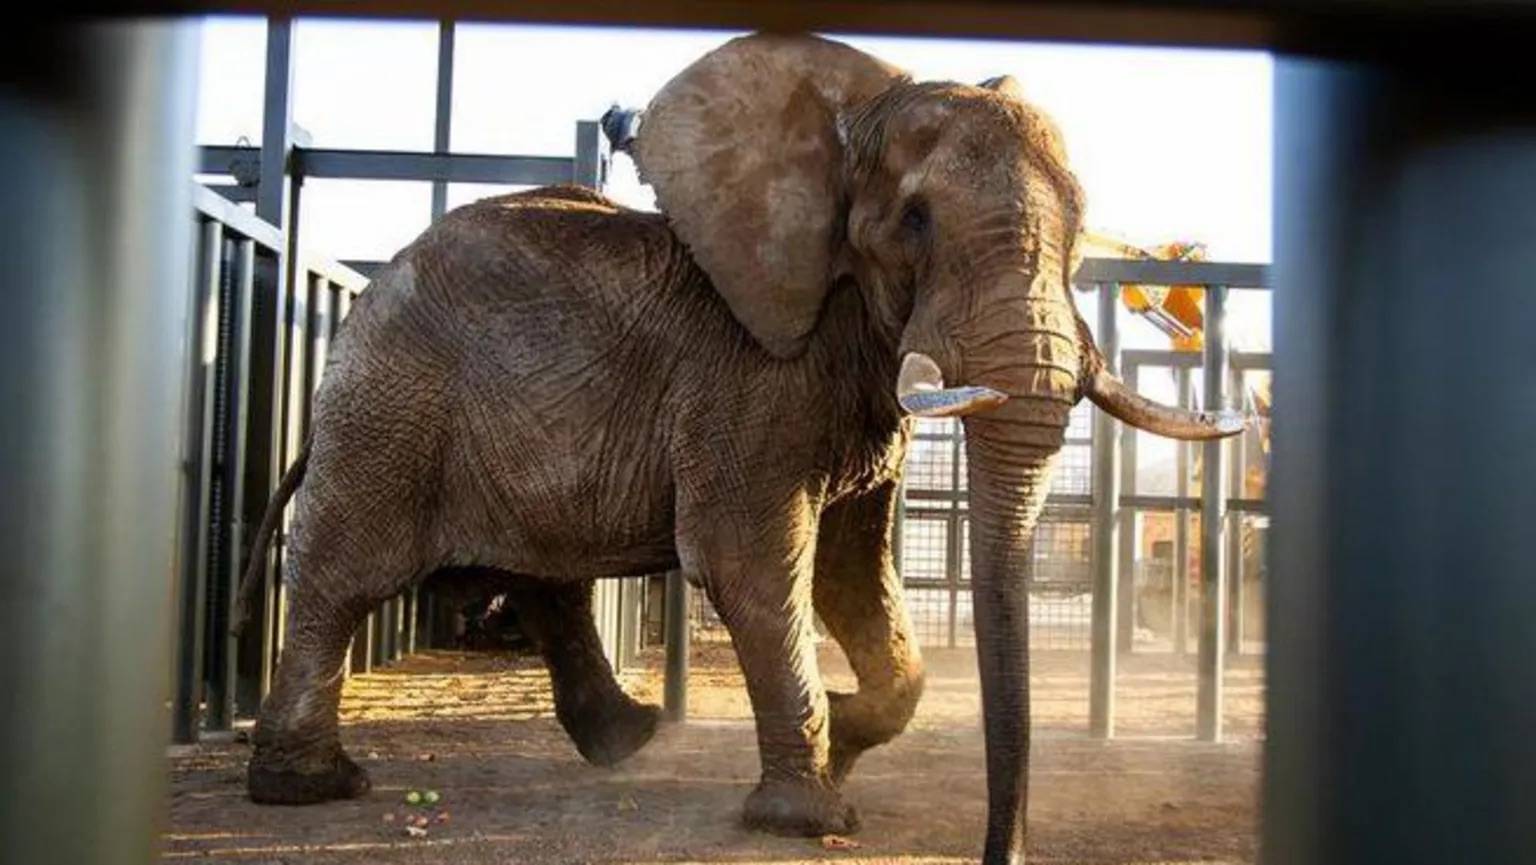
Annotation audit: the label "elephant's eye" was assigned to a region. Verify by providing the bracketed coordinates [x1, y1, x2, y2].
[899, 201, 929, 236]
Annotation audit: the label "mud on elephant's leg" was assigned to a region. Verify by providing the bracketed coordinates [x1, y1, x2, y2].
[813, 481, 925, 785]
[505, 578, 660, 767]
[248, 583, 371, 805]
[682, 488, 857, 837]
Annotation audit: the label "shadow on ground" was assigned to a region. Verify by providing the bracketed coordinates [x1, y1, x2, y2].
[165, 644, 1262, 864]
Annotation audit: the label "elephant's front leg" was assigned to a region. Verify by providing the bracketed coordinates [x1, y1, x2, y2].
[813, 481, 925, 784]
[503, 578, 661, 767]
[679, 487, 856, 837]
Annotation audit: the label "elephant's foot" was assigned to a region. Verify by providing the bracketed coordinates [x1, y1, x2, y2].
[742, 777, 860, 837]
[248, 748, 371, 805]
[826, 688, 917, 785]
[567, 696, 661, 768]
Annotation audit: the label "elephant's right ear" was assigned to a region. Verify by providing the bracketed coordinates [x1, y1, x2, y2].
[632, 34, 905, 359]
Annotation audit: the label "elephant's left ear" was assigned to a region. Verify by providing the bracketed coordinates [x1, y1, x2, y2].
[633, 34, 905, 359]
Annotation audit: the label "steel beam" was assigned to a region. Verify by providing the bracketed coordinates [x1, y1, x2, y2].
[171, 219, 224, 743]
[662, 571, 690, 722]
[1115, 363, 1139, 656]
[1088, 282, 1121, 738]
[207, 237, 257, 730]
[1196, 285, 1229, 742]
[1173, 368, 1193, 656]
[1226, 365, 1247, 656]
[1265, 57, 1536, 865]
[431, 20, 455, 221]
[0, 20, 198, 865]
[1077, 258, 1268, 289]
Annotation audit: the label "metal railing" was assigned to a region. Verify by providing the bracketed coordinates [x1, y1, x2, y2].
[174, 114, 625, 743]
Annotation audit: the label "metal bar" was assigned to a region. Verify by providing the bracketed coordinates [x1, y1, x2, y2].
[947, 421, 962, 648]
[207, 237, 257, 730]
[1088, 282, 1121, 738]
[1174, 367, 1192, 656]
[0, 21, 198, 864]
[663, 570, 690, 722]
[406, 588, 419, 655]
[206, 182, 259, 205]
[1076, 258, 1269, 289]
[1121, 349, 1201, 369]
[257, 15, 297, 702]
[1230, 350, 1274, 370]
[301, 148, 575, 185]
[1227, 365, 1246, 655]
[1267, 60, 1536, 863]
[172, 219, 224, 743]
[255, 19, 294, 229]
[573, 119, 608, 189]
[192, 181, 286, 252]
[202, 144, 578, 188]
[1197, 285, 1229, 742]
[431, 20, 455, 221]
[1115, 363, 1139, 656]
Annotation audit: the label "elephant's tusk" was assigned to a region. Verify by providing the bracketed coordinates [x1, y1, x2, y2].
[895, 352, 1009, 418]
[1084, 366, 1249, 440]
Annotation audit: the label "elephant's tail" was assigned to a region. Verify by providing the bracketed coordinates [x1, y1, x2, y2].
[230, 440, 310, 636]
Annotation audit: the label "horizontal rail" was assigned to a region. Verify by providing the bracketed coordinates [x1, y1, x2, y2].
[1122, 349, 1274, 370]
[908, 491, 1266, 513]
[191, 182, 284, 252]
[300, 251, 370, 295]
[199, 145, 575, 187]
[1076, 258, 1270, 289]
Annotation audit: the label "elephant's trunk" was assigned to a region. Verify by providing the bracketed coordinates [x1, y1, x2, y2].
[963, 407, 1060, 865]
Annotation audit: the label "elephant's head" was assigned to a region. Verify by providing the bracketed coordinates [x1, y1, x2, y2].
[630, 33, 1244, 863]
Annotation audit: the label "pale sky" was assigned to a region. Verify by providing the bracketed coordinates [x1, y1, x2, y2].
[195, 17, 1272, 352]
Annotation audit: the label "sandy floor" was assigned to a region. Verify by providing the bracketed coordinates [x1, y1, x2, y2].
[164, 642, 1263, 864]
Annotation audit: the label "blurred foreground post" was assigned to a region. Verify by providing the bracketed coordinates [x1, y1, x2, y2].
[1267, 58, 1536, 864]
[0, 21, 199, 865]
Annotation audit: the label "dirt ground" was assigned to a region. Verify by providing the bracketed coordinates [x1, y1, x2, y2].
[164, 641, 1263, 864]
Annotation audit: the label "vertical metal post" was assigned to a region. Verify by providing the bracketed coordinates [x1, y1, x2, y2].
[1115, 363, 1139, 655]
[1089, 282, 1121, 738]
[1173, 367, 1192, 656]
[172, 219, 224, 743]
[431, 20, 455, 221]
[256, 16, 296, 701]
[1227, 365, 1247, 656]
[573, 119, 609, 189]
[208, 238, 257, 730]
[662, 570, 690, 722]
[0, 21, 198, 865]
[406, 588, 419, 655]
[1265, 57, 1536, 865]
[947, 420, 962, 648]
[1197, 285, 1229, 742]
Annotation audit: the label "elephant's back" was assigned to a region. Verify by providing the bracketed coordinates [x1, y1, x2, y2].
[327, 188, 692, 572]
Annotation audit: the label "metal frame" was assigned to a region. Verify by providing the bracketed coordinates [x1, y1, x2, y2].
[174, 17, 629, 740]
[891, 272, 1271, 742]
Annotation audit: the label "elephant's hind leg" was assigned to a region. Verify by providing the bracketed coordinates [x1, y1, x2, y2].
[813, 482, 925, 784]
[247, 579, 371, 805]
[506, 579, 660, 766]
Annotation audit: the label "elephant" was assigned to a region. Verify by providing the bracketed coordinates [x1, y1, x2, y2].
[232, 33, 1243, 864]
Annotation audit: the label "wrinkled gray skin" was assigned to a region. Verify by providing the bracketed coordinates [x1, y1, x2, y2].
[243, 35, 1233, 865]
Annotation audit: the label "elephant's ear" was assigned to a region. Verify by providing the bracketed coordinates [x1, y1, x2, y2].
[632, 34, 905, 359]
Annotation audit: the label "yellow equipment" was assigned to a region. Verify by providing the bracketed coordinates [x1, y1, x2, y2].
[1081, 232, 1210, 352]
